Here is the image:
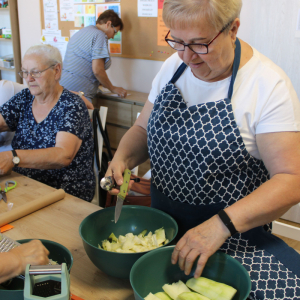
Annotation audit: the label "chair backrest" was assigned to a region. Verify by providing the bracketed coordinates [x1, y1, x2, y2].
[89, 107, 108, 206]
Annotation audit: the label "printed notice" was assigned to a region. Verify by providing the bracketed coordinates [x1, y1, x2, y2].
[157, 1, 168, 46]
[138, 0, 158, 17]
[60, 0, 74, 21]
[43, 0, 59, 31]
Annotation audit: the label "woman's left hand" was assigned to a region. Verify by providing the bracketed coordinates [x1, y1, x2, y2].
[171, 214, 231, 278]
[0, 151, 14, 175]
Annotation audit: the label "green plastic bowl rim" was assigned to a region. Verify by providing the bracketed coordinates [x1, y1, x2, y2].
[79, 205, 178, 255]
[130, 245, 251, 299]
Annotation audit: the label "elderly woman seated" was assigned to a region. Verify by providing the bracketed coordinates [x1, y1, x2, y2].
[0, 44, 95, 202]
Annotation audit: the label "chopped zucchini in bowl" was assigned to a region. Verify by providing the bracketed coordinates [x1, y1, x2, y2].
[99, 228, 168, 253]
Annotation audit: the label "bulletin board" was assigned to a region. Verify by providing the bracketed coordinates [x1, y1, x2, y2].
[39, 0, 176, 61]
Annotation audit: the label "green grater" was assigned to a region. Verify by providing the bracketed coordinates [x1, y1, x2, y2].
[24, 263, 70, 300]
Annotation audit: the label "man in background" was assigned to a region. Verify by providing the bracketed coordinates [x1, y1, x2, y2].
[60, 9, 127, 103]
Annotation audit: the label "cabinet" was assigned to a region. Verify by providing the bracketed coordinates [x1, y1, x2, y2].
[0, 0, 22, 83]
[93, 90, 151, 177]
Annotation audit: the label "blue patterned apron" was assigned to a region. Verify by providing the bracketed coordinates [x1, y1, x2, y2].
[147, 38, 300, 300]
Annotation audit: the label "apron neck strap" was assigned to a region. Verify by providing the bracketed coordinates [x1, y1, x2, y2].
[170, 63, 188, 84]
[227, 38, 241, 100]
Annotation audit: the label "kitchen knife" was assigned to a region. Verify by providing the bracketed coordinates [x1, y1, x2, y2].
[114, 169, 131, 223]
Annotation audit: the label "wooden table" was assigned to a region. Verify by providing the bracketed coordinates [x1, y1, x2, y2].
[0, 172, 134, 300]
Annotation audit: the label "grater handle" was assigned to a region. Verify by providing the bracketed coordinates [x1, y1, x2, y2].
[29, 264, 62, 275]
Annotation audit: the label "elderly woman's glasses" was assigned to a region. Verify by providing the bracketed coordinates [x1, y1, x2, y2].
[18, 64, 56, 79]
[165, 22, 232, 54]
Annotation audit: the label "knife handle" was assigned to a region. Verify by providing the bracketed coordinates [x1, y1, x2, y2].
[118, 169, 131, 199]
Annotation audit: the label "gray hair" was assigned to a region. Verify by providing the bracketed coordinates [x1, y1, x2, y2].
[163, 0, 242, 32]
[24, 44, 63, 67]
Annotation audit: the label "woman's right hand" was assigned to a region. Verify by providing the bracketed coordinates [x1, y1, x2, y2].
[9, 240, 49, 274]
[105, 159, 134, 195]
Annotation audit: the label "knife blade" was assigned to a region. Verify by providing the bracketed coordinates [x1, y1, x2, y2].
[114, 169, 131, 223]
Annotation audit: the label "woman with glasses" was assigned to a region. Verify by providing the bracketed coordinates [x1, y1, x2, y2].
[0, 44, 95, 202]
[61, 9, 127, 101]
[107, 0, 300, 298]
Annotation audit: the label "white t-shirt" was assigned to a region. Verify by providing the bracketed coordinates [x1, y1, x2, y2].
[0, 80, 26, 151]
[148, 47, 300, 159]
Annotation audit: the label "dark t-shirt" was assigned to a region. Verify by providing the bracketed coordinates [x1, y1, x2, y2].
[0, 88, 95, 201]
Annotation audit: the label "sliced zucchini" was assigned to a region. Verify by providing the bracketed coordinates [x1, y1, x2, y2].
[175, 291, 211, 300]
[162, 280, 190, 299]
[186, 277, 237, 300]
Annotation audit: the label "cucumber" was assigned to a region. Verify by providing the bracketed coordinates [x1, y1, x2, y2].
[186, 277, 237, 300]
[155, 291, 172, 300]
[162, 280, 191, 299]
[145, 293, 161, 300]
[175, 292, 211, 300]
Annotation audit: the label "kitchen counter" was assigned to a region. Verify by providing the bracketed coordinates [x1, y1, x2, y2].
[0, 172, 134, 300]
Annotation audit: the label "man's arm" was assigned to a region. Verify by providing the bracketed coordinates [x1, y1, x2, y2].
[92, 58, 127, 98]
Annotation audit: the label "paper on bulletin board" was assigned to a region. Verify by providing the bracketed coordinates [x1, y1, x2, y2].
[42, 29, 61, 36]
[74, 0, 119, 3]
[41, 35, 69, 60]
[138, 0, 158, 17]
[157, 3, 169, 46]
[43, 0, 59, 30]
[109, 42, 121, 54]
[60, 0, 75, 21]
[70, 29, 79, 38]
[74, 4, 96, 27]
[96, 3, 120, 18]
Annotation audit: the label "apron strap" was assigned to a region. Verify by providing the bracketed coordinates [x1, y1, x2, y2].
[170, 63, 188, 84]
[227, 38, 241, 100]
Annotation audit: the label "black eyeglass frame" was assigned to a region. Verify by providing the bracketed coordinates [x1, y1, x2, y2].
[18, 64, 57, 79]
[165, 21, 233, 55]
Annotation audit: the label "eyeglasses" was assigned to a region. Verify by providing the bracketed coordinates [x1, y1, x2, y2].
[111, 25, 117, 34]
[18, 64, 56, 79]
[165, 21, 232, 55]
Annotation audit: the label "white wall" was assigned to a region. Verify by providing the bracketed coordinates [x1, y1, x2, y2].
[17, 0, 300, 97]
[238, 0, 300, 99]
[17, 0, 42, 59]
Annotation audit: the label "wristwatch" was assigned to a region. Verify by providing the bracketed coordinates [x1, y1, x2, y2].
[11, 149, 20, 167]
[78, 91, 84, 98]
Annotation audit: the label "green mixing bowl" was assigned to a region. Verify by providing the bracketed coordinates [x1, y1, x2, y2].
[130, 246, 251, 300]
[0, 239, 73, 300]
[79, 205, 178, 279]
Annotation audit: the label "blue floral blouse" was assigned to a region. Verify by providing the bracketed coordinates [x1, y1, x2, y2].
[0, 88, 95, 202]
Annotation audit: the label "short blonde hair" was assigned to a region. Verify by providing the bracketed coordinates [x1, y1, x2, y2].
[163, 0, 242, 32]
[24, 44, 63, 67]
